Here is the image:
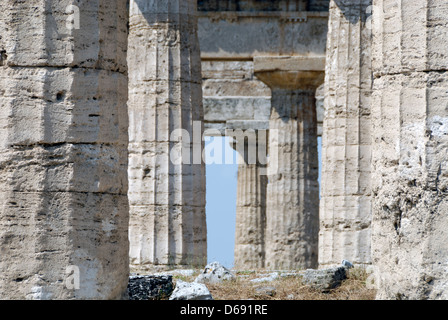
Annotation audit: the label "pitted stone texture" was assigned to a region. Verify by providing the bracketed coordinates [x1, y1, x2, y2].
[371, 0, 448, 300]
[0, 1, 129, 300]
[0, 0, 128, 72]
[0, 191, 130, 299]
[319, 0, 373, 268]
[0, 68, 128, 147]
[0, 143, 128, 194]
[128, 0, 207, 270]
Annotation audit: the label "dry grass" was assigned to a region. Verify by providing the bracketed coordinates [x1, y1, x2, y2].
[173, 267, 376, 300]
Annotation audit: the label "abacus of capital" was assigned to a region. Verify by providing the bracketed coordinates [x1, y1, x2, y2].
[0, 0, 447, 300]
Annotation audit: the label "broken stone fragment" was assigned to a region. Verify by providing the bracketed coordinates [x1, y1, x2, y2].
[195, 262, 236, 284]
[254, 286, 277, 297]
[250, 272, 279, 283]
[301, 266, 347, 292]
[169, 280, 213, 301]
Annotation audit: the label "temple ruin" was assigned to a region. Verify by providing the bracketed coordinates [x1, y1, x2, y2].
[0, 0, 447, 300]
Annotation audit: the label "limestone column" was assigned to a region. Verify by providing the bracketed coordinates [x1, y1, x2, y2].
[0, 1, 129, 299]
[319, 0, 373, 268]
[371, 0, 448, 299]
[230, 129, 268, 270]
[255, 57, 325, 270]
[128, 0, 207, 271]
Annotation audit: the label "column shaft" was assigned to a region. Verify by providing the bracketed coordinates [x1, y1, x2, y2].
[265, 89, 319, 270]
[233, 136, 267, 270]
[371, 0, 448, 299]
[128, 0, 207, 270]
[319, 0, 373, 267]
[0, 1, 129, 299]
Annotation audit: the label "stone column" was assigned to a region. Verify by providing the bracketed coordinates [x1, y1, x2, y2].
[0, 1, 129, 299]
[255, 57, 325, 270]
[319, 0, 373, 268]
[128, 0, 207, 271]
[229, 125, 268, 270]
[371, 0, 448, 299]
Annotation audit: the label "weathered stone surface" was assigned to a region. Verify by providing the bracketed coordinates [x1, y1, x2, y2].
[0, 1, 129, 300]
[201, 60, 324, 136]
[231, 132, 267, 270]
[254, 286, 276, 297]
[319, 0, 373, 268]
[255, 58, 324, 270]
[0, 0, 128, 72]
[371, 0, 448, 300]
[169, 280, 213, 300]
[265, 89, 320, 270]
[198, 5, 329, 60]
[301, 266, 347, 292]
[127, 275, 174, 300]
[195, 262, 236, 284]
[128, 0, 207, 271]
[201, 60, 271, 134]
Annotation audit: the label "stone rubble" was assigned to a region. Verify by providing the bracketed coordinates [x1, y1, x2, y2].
[301, 267, 347, 292]
[254, 286, 277, 297]
[169, 280, 214, 301]
[195, 262, 236, 284]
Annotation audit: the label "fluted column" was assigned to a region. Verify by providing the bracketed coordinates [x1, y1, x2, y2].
[371, 0, 448, 299]
[319, 0, 373, 268]
[255, 57, 325, 270]
[231, 131, 267, 270]
[0, 1, 129, 299]
[128, 0, 207, 271]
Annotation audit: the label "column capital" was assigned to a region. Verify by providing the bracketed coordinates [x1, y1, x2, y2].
[254, 56, 325, 90]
